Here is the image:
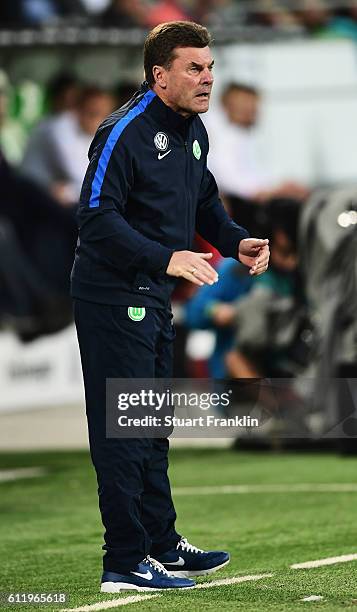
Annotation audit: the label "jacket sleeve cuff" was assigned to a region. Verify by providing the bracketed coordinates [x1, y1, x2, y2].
[219, 224, 250, 259]
[135, 243, 174, 275]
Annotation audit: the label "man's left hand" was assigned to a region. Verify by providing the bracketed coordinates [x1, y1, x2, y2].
[238, 238, 270, 276]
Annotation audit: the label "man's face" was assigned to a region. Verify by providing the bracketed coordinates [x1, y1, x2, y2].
[153, 46, 214, 117]
[223, 89, 259, 129]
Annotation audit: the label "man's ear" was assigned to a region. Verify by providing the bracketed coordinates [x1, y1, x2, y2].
[152, 65, 167, 89]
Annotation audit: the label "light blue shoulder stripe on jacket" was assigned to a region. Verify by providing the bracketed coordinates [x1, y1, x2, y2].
[89, 89, 156, 208]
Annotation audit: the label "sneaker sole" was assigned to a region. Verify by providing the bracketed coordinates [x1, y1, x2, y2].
[101, 582, 195, 593]
[166, 558, 230, 578]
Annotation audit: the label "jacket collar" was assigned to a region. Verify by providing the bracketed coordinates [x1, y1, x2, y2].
[140, 81, 195, 135]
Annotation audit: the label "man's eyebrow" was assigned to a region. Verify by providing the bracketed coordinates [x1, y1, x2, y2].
[189, 60, 215, 69]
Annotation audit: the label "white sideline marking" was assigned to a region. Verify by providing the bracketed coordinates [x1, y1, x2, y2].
[61, 574, 273, 611]
[195, 573, 273, 588]
[291, 553, 357, 569]
[0, 467, 46, 482]
[61, 594, 159, 611]
[301, 595, 324, 602]
[173, 483, 357, 496]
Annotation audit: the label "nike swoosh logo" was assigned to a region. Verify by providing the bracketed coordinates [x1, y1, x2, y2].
[163, 556, 185, 566]
[158, 150, 172, 160]
[131, 570, 153, 580]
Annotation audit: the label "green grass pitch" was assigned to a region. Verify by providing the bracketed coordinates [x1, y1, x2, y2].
[0, 448, 357, 611]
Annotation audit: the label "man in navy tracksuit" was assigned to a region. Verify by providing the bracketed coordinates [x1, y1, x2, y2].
[71, 21, 270, 592]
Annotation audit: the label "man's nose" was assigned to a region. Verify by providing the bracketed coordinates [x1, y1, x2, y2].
[201, 68, 214, 84]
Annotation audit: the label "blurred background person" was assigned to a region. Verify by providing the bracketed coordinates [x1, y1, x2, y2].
[0, 70, 27, 165]
[0, 0, 86, 26]
[205, 82, 308, 205]
[19, 72, 81, 194]
[43, 72, 81, 116]
[0, 148, 77, 340]
[192, 0, 246, 28]
[296, 0, 357, 41]
[294, 0, 331, 37]
[185, 257, 252, 378]
[145, 0, 191, 27]
[99, 0, 191, 28]
[246, 0, 303, 30]
[98, 0, 148, 27]
[80, 0, 111, 15]
[0, 0, 59, 26]
[185, 198, 306, 379]
[2, 0, 357, 34]
[205, 82, 271, 201]
[224, 198, 307, 379]
[21, 84, 115, 207]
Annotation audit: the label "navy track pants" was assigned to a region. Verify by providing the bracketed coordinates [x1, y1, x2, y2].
[73, 299, 181, 573]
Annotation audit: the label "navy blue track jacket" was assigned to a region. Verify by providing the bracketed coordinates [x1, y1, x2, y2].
[70, 82, 249, 308]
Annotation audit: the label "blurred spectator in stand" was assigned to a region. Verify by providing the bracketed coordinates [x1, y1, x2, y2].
[292, 1, 357, 42]
[185, 258, 252, 377]
[347, 1, 357, 23]
[294, 0, 331, 36]
[0, 0, 86, 26]
[19, 72, 80, 194]
[99, 0, 191, 28]
[193, 0, 245, 28]
[99, 0, 147, 27]
[80, 0, 111, 15]
[43, 72, 81, 115]
[0, 70, 27, 165]
[246, 0, 302, 31]
[205, 82, 270, 201]
[22, 85, 115, 207]
[205, 82, 308, 205]
[146, 0, 191, 27]
[0, 149, 77, 340]
[225, 198, 307, 379]
[0, 0, 58, 25]
[313, 2, 357, 41]
[185, 198, 306, 379]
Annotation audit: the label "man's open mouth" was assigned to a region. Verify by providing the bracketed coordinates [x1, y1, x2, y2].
[196, 92, 210, 99]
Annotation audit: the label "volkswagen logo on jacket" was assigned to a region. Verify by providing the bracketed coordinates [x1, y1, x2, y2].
[154, 132, 169, 151]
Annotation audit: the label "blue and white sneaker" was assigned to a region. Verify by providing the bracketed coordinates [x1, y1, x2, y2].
[156, 537, 230, 577]
[100, 555, 195, 592]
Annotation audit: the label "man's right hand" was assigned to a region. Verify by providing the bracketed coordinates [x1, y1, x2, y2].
[166, 251, 218, 286]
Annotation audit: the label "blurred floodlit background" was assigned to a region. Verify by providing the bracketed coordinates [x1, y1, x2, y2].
[0, 0, 356, 451]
